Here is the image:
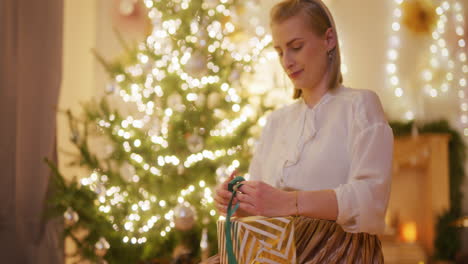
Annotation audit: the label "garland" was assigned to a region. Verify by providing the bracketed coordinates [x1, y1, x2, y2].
[390, 120, 465, 260]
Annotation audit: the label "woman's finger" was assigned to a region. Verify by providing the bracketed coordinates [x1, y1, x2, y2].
[237, 183, 256, 195]
[214, 194, 238, 205]
[213, 195, 227, 206]
[236, 192, 255, 206]
[229, 170, 237, 179]
[216, 189, 233, 200]
[215, 203, 227, 213]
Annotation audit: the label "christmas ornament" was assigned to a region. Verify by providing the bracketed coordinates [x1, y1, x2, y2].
[228, 68, 241, 83]
[213, 109, 226, 119]
[119, 161, 136, 182]
[64, 207, 79, 227]
[207, 92, 221, 109]
[186, 133, 204, 153]
[177, 164, 185, 175]
[94, 183, 106, 197]
[167, 93, 184, 112]
[104, 144, 114, 158]
[185, 52, 208, 78]
[195, 93, 206, 108]
[90, 136, 114, 160]
[196, 27, 208, 42]
[199, 127, 206, 135]
[147, 119, 161, 137]
[174, 202, 196, 231]
[402, 0, 437, 35]
[94, 237, 110, 257]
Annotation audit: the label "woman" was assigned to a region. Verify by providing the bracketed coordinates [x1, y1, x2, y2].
[214, 0, 393, 262]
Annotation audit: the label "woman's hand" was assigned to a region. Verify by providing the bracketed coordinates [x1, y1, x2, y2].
[237, 181, 295, 217]
[213, 171, 252, 217]
[214, 171, 238, 216]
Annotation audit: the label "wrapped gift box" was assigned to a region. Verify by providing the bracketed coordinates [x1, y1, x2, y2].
[217, 216, 296, 264]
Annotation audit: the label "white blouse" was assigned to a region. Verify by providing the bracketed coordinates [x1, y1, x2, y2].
[248, 85, 394, 235]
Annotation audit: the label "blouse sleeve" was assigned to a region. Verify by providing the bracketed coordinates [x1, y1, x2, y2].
[333, 91, 394, 235]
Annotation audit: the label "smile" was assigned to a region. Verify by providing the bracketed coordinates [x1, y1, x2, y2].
[289, 69, 303, 79]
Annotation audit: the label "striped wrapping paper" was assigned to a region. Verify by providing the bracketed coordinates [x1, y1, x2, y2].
[217, 216, 296, 264]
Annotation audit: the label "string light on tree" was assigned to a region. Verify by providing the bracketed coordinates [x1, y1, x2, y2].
[49, 0, 277, 262]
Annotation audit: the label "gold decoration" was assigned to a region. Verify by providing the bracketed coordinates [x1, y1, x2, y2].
[174, 202, 197, 231]
[402, 0, 437, 35]
[64, 207, 79, 227]
[94, 237, 110, 257]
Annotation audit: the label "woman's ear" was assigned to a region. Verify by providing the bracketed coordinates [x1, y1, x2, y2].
[325, 27, 336, 51]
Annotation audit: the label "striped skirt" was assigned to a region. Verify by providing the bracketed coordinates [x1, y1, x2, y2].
[204, 216, 384, 264]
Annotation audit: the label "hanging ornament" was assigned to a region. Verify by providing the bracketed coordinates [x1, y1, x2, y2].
[228, 68, 241, 83]
[104, 144, 115, 158]
[199, 127, 206, 135]
[195, 93, 206, 108]
[90, 136, 114, 160]
[174, 202, 197, 231]
[401, 0, 437, 35]
[141, 53, 154, 69]
[186, 133, 204, 153]
[207, 92, 221, 109]
[185, 52, 208, 78]
[64, 207, 79, 227]
[213, 109, 227, 119]
[119, 161, 136, 182]
[177, 164, 185, 175]
[93, 183, 106, 197]
[94, 237, 111, 257]
[147, 119, 161, 137]
[167, 93, 185, 112]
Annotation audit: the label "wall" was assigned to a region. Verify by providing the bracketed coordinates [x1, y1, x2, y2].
[58, 0, 468, 257]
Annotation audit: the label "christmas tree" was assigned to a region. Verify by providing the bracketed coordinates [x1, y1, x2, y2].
[46, 0, 276, 263]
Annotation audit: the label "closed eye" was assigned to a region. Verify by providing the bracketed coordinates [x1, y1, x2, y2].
[292, 45, 303, 51]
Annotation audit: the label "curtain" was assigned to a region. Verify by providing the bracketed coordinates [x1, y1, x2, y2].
[0, 0, 64, 263]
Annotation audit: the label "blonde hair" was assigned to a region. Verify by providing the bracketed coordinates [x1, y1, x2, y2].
[270, 0, 343, 99]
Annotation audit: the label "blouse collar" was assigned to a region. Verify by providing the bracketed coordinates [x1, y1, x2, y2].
[299, 84, 344, 113]
[282, 85, 344, 169]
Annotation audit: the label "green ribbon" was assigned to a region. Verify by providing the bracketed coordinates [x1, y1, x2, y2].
[225, 176, 245, 264]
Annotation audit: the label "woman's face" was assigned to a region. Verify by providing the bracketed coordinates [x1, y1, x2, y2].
[272, 14, 332, 92]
